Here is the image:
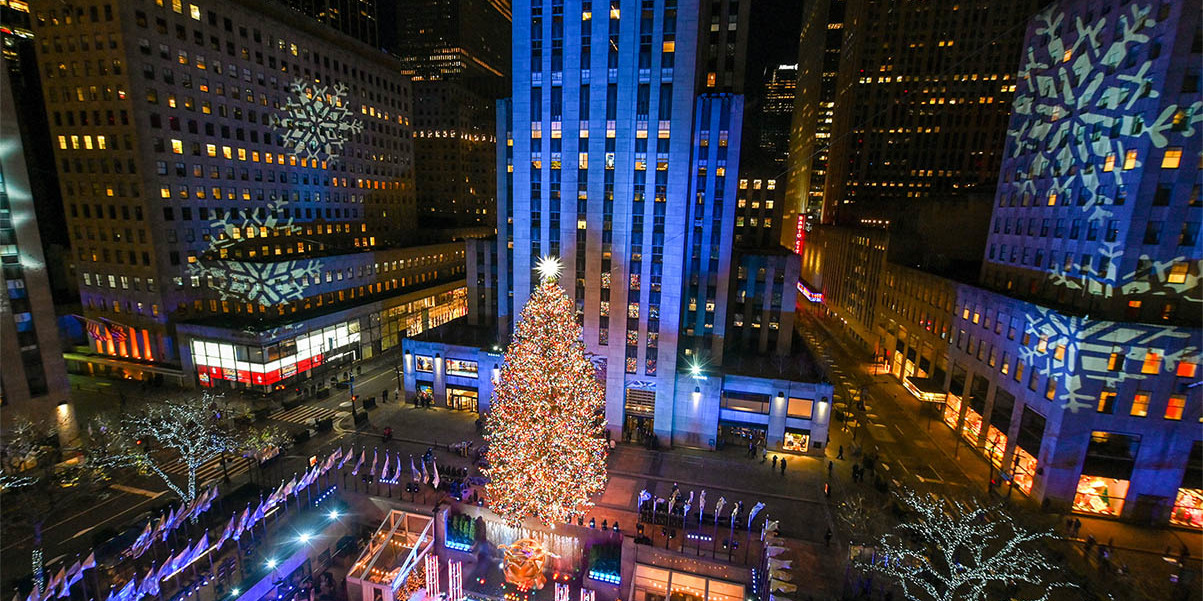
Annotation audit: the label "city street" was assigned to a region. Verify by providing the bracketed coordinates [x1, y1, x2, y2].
[795, 309, 1203, 600]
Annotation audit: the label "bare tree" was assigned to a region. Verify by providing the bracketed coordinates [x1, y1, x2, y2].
[835, 492, 888, 545]
[856, 490, 1075, 601]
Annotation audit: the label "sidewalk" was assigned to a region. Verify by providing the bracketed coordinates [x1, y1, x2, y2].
[799, 311, 1202, 599]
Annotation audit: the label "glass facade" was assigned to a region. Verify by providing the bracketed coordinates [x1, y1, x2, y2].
[191, 319, 360, 387]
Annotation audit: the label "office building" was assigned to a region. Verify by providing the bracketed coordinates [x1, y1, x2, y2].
[285, 0, 379, 47]
[388, 0, 511, 229]
[32, 0, 469, 390]
[1, 67, 72, 429]
[733, 175, 784, 250]
[796, 0, 1040, 226]
[754, 63, 795, 167]
[783, 0, 842, 248]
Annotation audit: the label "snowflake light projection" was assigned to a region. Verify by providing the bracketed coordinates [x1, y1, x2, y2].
[272, 79, 363, 164]
[1019, 305, 1197, 413]
[190, 259, 321, 306]
[188, 199, 322, 306]
[1010, 2, 1203, 299]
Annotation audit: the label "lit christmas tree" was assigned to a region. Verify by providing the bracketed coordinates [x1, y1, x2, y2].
[485, 256, 609, 527]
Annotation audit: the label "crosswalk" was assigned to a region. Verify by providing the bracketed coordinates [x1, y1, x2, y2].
[268, 404, 340, 426]
[161, 453, 253, 488]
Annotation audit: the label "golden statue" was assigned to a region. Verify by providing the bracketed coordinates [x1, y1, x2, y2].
[500, 538, 551, 591]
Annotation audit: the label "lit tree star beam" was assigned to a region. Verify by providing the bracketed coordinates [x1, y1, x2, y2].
[485, 257, 608, 526]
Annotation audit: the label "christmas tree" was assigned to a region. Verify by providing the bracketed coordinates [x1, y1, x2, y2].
[485, 257, 609, 526]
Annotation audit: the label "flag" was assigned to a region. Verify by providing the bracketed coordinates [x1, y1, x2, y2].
[159, 508, 177, 541]
[698, 490, 707, 523]
[380, 452, 391, 481]
[169, 545, 190, 574]
[84, 318, 110, 341]
[217, 513, 238, 548]
[60, 561, 83, 596]
[420, 458, 429, 485]
[132, 521, 154, 557]
[282, 474, 298, 498]
[369, 448, 379, 476]
[394, 455, 402, 482]
[113, 578, 136, 601]
[250, 499, 266, 526]
[138, 564, 160, 598]
[337, 446, 353, 470]
[410, 456, 420, 482]
[188, 533, 210, 565]
[233, 506, 251, 540]
[81, 552, 96, 571]
[430, 457, 439, 489]
[100, 319, 127, 343]
[45, 568, 65, 600]
[352, 449, 365, 475]
[748, 502, 765, 529]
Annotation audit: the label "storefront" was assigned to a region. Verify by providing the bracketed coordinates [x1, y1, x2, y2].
[1012, 446, 1038, 495]
[1171, 442, 1203, 528]
[943, 394, 962, 429]
[624, 387, 657, 443]
[961, 408, 983, 445]
[446, 386, 478, 412]
[985, 426, 1007, 469]
[718, 423, 766, 449]
[189, 319, 360, 391]
[783, 429, 810, 453]
[1073, 431, 1139, 517]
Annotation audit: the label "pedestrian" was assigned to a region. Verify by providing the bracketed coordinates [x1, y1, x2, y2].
[827, 460, 833, 477]
[1073, 518, 1082, 536]
[780, 459, 786, 475]
[823, 527, 832, 547]
[837, 445, 844, 460]
[748, 442, 755, 458]
[772, 456, 779, 469]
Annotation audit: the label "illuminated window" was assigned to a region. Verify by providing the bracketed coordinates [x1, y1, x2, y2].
[171, 139, 183, 154]
[1107, 352, 1124, 371]
[1165, 395, 1186, 420]
[1167, 262, 1189, 284]
[1141, 350, 1162, 374]
[1047, 191, 1057, 206]
[1103, 153, 1115, 171]
[1130, 392, 1150, 417]
[1097, 390, 1116, 414]
[1054, 344, 1066, 361]
[662, 40, 675, 53]
[1177, 361, 1198, 378]
[1123, 149, 1138, 170]
[1162, 147, 1182, 169]
[1045, 378, 1056, 400]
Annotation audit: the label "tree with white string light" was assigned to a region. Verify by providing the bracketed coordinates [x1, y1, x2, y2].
[856, 489, 1075, 601]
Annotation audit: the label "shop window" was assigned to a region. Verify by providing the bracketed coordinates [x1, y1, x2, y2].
[782, 430, 809, 453]
[1075, 475, 1129, 517]
[721, 392, 769, 414]
[943, 394, 962, 429]
[1096, 390, 1116, 414]
[415, 354, 434, 372]
[1074, 431, 1140, 517]
[786, 398, 814, 419]
[446, 358, 478, 378]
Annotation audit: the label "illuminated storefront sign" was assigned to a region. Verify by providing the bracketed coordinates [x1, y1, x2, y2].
[796, 281, 824, 303]
[415, 355, 435, 373]
[190, 320, 359, 387]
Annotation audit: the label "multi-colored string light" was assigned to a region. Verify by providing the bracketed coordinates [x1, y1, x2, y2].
[485, 259, 608, 527]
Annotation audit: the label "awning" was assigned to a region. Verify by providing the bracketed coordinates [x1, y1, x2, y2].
[903, 376, 947, 403]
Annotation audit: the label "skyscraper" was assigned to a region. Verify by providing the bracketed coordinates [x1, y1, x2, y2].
[783, 0, 843, 248]
[285, 0, 379, 47]
[793, 0, 1041, 226]
[754, 63, 795, 167]
[388, 0, 512, 229]
[31, 0, 468, 390]
[0, 68, 72, 425]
